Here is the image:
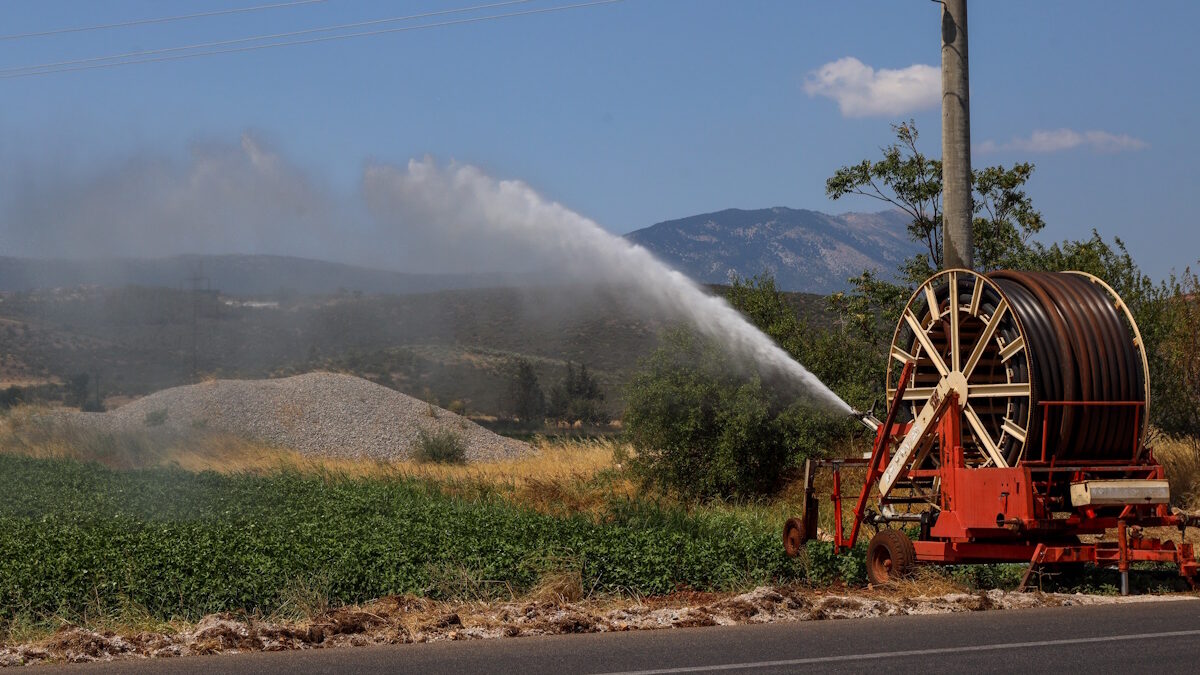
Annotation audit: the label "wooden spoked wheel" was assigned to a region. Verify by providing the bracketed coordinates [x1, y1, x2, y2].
[886, 269, 1034, 467]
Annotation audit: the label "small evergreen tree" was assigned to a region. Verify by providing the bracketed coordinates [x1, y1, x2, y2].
[507, 358, 546, 428]
[547, 362, 606, 425]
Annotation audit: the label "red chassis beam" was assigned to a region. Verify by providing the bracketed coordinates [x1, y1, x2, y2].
[914, 538, 1197, 568]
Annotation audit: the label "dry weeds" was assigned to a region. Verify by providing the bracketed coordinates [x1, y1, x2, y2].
[1156, 435, 1200, 511]
[1, 587, 1181, 666]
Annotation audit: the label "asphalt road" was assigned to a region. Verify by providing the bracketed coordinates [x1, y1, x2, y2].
[43, 599, 1200, 674]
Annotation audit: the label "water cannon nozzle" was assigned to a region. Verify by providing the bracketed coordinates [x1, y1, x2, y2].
[850, 408, 881, 433]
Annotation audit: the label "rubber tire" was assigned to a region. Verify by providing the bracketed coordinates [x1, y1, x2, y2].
[782, 518, 806, 558]
[866, 529, 916, 585]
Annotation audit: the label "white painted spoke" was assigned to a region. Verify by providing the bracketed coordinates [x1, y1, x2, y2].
[962, 299, 1008, 379]
[890, 345, 917, 365]
[969, 278, 983, 317]
[1002, 418, 1028, 444]
[904, 309, 949, 377]
[949, 272, 961, 372]
[998, 335, 1025, 362]
[888, 386, 938, 402]
[924, 284, 941, 322]
[968, 382, 1031, 398]
[964, 403, 1007, 467]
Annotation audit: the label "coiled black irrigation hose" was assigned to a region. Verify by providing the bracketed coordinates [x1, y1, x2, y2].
[989, 271, 1145, 462]
[890, 270, 1146, 466]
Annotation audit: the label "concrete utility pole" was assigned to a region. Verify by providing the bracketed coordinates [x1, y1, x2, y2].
[940, 0, 973, 270]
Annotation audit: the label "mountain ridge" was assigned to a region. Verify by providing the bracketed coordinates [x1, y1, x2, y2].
[625, 207, 920, 293]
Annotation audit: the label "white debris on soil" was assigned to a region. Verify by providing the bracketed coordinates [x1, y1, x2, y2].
[0, 588, 1188, 666]
[51, 372, 529, 462]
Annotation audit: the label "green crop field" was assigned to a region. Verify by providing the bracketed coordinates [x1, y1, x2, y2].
[0, 454, 804, 623]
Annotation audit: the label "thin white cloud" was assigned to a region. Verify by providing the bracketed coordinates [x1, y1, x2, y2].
[803, 57, 939, 118]
[977, 129, 1148, 154]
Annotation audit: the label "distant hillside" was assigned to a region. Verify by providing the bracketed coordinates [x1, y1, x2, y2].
[0, 282, 829, 417]
[0, 255, 511, 296]
[625, 208, 922, 293]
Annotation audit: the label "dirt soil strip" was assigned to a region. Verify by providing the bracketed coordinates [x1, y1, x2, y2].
[2, 587, 1191, 666]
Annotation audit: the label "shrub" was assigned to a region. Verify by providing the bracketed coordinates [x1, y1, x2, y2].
[0, 386, 24, 410]
[144, 408, 169, 427]
[624, 328, 801, 499]
[623, 275, 868, 500]
[804, 541, 867, 586]
[414, 429, 466, 464]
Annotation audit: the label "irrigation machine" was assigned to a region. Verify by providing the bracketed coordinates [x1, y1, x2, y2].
[783, 269, 1200, 593]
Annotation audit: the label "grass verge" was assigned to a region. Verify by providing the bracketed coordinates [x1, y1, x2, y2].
[0, 453, 804, 632]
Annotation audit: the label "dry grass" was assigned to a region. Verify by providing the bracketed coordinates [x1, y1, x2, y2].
[884, 566, 968, 597]
[0, 405, 632, 516]
[1156, 435, 1200, 511]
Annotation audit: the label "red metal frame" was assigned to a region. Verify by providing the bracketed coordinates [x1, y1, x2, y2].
[793, 383, 1199, 593]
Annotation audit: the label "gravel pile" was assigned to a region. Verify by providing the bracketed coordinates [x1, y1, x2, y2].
[56, 372, 529, 462]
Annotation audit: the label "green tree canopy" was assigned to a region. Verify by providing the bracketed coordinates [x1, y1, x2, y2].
[624, 275, 869, 500]
[506, 358, 545, 428]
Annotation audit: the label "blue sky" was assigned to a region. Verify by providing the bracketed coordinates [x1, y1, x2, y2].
[1, 0, 1196, 279]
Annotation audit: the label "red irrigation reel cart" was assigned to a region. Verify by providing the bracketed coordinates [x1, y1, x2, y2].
[783, 269, 1200, 593]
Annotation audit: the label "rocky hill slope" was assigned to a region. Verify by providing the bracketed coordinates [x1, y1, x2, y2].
[626, 208, 921, 293]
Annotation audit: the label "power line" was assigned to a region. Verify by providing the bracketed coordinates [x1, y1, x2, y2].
[0, 0, 328, 41]
[1, 0, 624, 80]
[1, 0, 533, 76]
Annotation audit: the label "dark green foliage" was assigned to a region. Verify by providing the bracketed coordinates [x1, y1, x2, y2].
[803, 541, 867, 586]
[0, 386, 24, 410]
[623, 328, 792, 498]
[825, 121, 1044, 282]
[624, 276, 868, 500]
[65, 373, 90, 409]
[413, 429, 467, 464]
[143, 408, 168, 427]
[506, 358, 546, 427]
[1156, 268, 1200, 441]
[0, 456, 802, 621]
[547, 362, 607, 425]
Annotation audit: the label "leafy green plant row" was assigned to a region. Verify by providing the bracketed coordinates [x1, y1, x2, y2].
[0, 456, 811, 621]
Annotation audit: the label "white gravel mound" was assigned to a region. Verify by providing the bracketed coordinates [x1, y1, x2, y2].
[57, 372, 529, 462]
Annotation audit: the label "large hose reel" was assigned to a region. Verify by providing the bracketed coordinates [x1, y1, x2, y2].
[886, 269, 1149, 467]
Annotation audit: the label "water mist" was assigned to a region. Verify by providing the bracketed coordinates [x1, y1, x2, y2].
[365, 159, 853, 415]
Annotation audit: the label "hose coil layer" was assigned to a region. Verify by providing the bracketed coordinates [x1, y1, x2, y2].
[989, 271, 1145, 461]
[886, 269, 1148, 466]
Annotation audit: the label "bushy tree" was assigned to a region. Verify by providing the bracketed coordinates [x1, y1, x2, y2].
[624, 328, 796, 499]
[624, 275, 868, 500]
[825, 122, 1181, 434]
[825, 120, 1045, 283]
[1156, 267, 1200, 442]
[507, 358, 545, 428]
[547, 362, 606, 425]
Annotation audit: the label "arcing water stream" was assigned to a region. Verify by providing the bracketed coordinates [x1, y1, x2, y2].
[365, 159, 852, 415]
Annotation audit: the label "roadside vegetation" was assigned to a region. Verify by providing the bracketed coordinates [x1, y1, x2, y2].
[0, 410, 1196, 648]
[0, 449, 801, 627]
[2, 120, 1199, 649]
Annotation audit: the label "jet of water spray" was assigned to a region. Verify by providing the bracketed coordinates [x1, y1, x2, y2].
[364, 159, 853, 415]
